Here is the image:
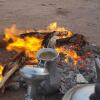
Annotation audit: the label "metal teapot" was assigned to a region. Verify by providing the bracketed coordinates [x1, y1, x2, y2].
[20, 65, 49, 100]
[62, 84, 100, 100]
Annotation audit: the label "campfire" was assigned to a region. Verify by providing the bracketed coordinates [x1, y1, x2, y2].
[0, 22, 99, 95]
[3, 22, 87, 64]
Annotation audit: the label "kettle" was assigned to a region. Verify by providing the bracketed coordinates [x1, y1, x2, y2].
[62, 84, 100, 100]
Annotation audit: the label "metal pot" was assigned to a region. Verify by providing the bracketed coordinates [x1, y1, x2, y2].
[36, 48, 61, 94]
[62, 84, 98, 100]
[20, 65, 49, 100]
[37, 48, 59, 62]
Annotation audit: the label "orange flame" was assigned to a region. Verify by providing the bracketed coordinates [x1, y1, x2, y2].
[4, 22, 80, 64]
[47, 22, 67, 32]
[47, 22, 73, 38]
[56, 47, 80, 64]
[6, 36, 43, 63]
[4, 24, 24, 41]
[0, 64, 4, 81]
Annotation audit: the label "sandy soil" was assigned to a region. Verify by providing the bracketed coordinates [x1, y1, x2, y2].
[0, 88, 25, 100]
[0, 0, 100, 45]
[0, 0, 100, 100]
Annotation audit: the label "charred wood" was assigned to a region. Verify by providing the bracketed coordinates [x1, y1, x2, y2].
[0, 52, 26, 92]
[56, 34, 88, 48]
[20, 31, 55, 39]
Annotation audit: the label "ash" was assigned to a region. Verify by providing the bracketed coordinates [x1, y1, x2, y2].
[58, 62, 77, 94]
[58, 56, 96, 94]
[43, 32, 97, 94]
[36, 53, 97, 95]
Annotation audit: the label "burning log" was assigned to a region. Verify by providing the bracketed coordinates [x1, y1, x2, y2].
[0, 52, 26, 92]
[0, 63, 19, 91]
[20, 31, 55, 39]
[56, 34, 88, 48]
[20, 32, 40, 38]
[42, 32, 88, 51]
[3, 52, 24, 73]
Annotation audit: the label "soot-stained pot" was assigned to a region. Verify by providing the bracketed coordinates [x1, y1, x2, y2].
[62, 84, 100, 100]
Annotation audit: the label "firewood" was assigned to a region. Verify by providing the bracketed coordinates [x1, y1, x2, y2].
[11, 52, 25, 62]
[56, 37, 70, 47]
[0, 62, 19, 88]
[3, 52, 25, 74]
[20, 32, 41, 38]
[0, 52, 26, 91]
[56, 34, 88, 48]
[20, 31, 55, 38]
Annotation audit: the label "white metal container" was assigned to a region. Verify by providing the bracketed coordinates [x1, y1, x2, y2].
[62, 84, 95, 100]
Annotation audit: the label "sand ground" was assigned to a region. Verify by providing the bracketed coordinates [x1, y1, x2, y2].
[0, 0, 100, 45]
[0, 0, 100, 100]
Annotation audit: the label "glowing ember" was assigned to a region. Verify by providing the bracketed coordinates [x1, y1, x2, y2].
[0, 64, 4, 81]
[56, 47, 80, 64]
[4, 22, 80, 64]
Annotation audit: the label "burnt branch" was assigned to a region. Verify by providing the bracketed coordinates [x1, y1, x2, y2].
[56, 34, 88, 48]
[0, 52, 26, 91]
[20, 31, 55, 38]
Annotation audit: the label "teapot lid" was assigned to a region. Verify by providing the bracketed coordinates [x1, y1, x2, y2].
[20, 65, 49, 78]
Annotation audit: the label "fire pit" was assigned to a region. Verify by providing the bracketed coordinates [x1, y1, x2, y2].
[0, 22, 100, 100]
